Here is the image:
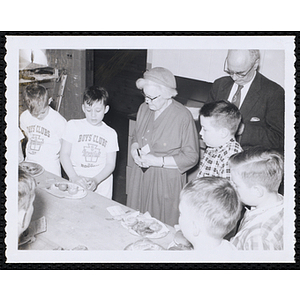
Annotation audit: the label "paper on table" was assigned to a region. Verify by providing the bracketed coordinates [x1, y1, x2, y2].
[106, 205, 128, 216]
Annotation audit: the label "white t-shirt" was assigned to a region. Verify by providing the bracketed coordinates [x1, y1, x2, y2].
[19, 127, 24, 141]
[20, 107, 67, 176]
[62, 119, 119, 198]
[215, 239, 237, 252]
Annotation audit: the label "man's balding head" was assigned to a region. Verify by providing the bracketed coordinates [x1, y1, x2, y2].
[225, 50, 260, 85]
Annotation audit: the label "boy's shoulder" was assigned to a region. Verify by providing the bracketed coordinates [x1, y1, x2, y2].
[66, 119, 117, 134]
[48, 107, 67, 122]
[20, 109, 30, 119]
[242, 199, 284, 233]
[216, 239, 237, 251]
[66, 118, 84, 125]
[100, 122, 118, 135]
[213, 138, 242, 156]
[231, 198, 284, 250]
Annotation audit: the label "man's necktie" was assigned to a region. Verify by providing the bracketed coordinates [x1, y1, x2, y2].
[232, 85, 244, 108]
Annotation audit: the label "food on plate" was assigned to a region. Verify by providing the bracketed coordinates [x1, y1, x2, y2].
[19, 162, 44, 176]
[45, 181, 87, 199]
[125, 216, 138, 227]
[68, 185, 79, 195]
[131, 219, 163, 236]
[124, 238, 165, 251]
[58, 183, 68, 191]
[121, 213, 168, 238]
[53, 182, 80, 195]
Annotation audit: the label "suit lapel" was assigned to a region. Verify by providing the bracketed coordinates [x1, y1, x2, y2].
[240, 72, 262, 119]
[220, 77, 234, 100]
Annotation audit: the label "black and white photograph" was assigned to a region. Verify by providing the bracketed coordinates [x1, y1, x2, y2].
[4, 35, 295, 263]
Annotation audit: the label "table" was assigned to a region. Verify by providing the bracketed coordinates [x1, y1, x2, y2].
[20, 170, 176, 251]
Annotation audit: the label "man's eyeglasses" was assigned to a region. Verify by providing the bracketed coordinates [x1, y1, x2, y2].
[224, 59, 257, 78]
[140, 90, 161, 101]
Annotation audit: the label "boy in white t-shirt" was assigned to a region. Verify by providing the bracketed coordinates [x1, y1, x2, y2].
[20, 84, 67, 176]
[60, 86, 119, 199]
[177, 177, 242, 252]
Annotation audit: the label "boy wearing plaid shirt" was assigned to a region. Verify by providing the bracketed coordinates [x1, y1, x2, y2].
[197, 101, 243, 180]
[229, 147, 284, 250]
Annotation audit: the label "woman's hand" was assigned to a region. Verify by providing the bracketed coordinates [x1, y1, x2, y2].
[131, 143, 149, 168]
[140, 153, 163, 168]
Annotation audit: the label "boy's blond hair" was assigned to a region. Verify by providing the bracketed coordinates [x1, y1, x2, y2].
[18, 167, 36, 212]
[229, 147, 283, 192]
[180, 177, 241, 239]
[23, 83, 48, 114]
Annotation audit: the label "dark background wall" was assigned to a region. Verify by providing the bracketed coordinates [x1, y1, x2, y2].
[93, 50, 147, 115]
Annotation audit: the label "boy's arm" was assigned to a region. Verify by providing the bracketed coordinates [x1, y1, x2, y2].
[60, 139, 87, 187]
[88, 151, 117, 190]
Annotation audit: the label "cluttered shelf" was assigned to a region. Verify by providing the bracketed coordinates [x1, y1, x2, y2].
[19, 67, 59, 84]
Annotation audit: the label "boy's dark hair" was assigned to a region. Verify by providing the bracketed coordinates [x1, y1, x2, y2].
[200, 100, 241, 135]
[83, 86, 109, 106]
[23, 84, 48, 113]
[229, 146, 284, 192]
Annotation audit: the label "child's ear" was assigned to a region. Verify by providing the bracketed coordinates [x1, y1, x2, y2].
[192, 220, 201, 236]
[82, 104, 85, 113]
[104, 105, 110, 114]
[221, 127, 230, 139]
[252, 185, 264, 198]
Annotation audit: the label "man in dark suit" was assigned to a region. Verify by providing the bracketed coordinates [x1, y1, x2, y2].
[207, 50, 284, 154]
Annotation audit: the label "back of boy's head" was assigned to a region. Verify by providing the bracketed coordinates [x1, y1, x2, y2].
[200, 100, 241, 135]
[18, 167, 36, 212]
[180, 177, 241, 239]
[229, 147, 283, 192]
[23, 83, 48, 114]
[83, 86, 109, 106]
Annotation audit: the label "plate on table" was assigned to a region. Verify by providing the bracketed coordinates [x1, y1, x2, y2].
[43, 182, 87, 199]
[124, 238, 165, 251]
[19, 161, 44, 177]
[121, 213, 169, 239]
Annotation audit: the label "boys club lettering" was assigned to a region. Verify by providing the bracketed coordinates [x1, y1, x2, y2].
[26, 125, 50, 154]
[78, 134, 108, 167]
[78, 134, 107, 147]
[27, 125, 50, 137]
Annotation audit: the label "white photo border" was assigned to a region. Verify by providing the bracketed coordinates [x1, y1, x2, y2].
[4, 34, 296, 263]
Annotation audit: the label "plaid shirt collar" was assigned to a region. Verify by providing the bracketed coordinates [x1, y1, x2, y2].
[206, 138, 236, 152]
[245, 194, 284, 215]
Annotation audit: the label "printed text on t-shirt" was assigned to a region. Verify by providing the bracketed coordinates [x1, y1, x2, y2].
[78, 134, 107, 147]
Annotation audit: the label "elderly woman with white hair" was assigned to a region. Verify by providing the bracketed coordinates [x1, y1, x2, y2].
[127, 67, 199, 226]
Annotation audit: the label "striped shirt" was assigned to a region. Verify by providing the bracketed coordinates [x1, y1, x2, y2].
[231, 196, 284, 250]
[197, 138, 243, 180]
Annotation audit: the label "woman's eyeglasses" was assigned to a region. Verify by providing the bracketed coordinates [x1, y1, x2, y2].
[140, 90, 161, 101]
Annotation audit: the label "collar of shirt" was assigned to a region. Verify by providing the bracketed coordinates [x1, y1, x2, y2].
[245, 194, 284, 216]
[206, 138, 236, 153]
[228, 71, 257, 108]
